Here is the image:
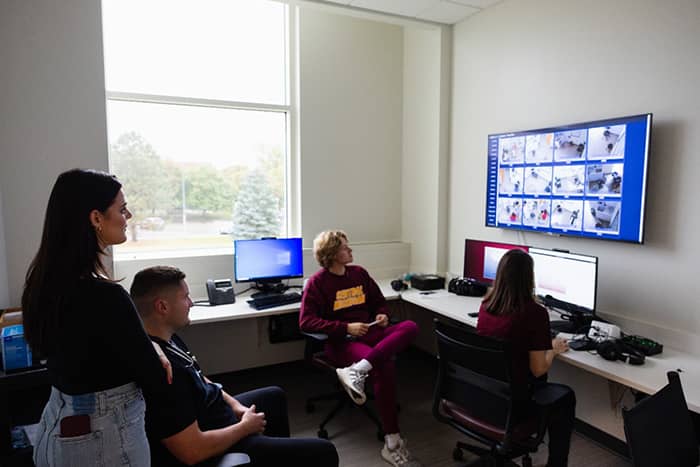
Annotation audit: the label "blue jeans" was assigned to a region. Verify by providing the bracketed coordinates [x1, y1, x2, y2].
[33, 382, 150, 467]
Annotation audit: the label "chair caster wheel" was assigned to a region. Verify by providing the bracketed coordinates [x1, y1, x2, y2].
[318, 428, 328, 439]
[305, 402, 315, 413]
[376, 430, 385, 442]
[452, 447, 464, 461]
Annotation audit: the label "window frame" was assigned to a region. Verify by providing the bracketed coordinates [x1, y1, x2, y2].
[104, 3, 299, 261]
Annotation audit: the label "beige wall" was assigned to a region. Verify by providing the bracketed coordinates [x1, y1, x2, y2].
[449, 0, 700, 438]
[450, 0, 700, 337]
[401, 25, 451, 275]
[0, 191, 8, 308]
[299, 8, 403, 246]
[0, 0, 110, 305]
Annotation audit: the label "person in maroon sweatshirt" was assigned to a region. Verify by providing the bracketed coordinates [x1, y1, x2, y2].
[299, 230, 422, 467]
[477, 249, 575, 467]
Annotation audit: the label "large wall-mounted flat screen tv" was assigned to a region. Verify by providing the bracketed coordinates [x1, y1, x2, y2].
[485, 113, 652, 243]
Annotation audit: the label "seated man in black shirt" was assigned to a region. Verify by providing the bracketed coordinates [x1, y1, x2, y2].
[130, 266, 339, 467]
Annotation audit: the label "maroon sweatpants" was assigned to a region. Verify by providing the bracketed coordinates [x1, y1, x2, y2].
[324, 320, 419, 434]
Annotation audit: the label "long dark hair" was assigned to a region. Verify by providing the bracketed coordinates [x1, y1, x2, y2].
[483, 249, 535, 316]
[22, 169, 122, 355]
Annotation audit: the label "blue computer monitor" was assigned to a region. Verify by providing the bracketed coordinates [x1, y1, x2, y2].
[234, 238, 304, 289]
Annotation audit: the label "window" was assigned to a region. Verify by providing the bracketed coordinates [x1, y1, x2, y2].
[102, 0, 292, 258]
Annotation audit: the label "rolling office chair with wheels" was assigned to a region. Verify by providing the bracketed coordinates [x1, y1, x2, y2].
[302, 331, 384, 441]
[433, 320, 547, 467]
[623, 371, 699, 467]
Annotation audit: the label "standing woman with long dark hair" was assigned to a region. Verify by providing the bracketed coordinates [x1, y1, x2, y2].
[22, 169, 174, 466]
[477, 249, 576, 467]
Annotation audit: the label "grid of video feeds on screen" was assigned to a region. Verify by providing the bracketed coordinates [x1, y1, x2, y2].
[485, 114, 651, 243]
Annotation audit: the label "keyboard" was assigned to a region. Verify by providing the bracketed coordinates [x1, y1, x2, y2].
[247, 292, 302, 310]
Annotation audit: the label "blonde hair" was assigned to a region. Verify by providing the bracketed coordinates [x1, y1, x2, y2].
[313, 230, 348, 269]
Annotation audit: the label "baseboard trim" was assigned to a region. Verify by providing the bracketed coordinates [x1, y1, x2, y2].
[574, 418, 629, 459]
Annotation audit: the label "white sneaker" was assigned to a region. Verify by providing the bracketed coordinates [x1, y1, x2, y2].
[336, 366, 368, 405]
[381, 438, 423, 467]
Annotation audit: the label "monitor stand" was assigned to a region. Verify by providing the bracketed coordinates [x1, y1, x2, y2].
[550, 314, 593, 335]
[251, 281, 287, 299]
[550, 320, 578, 334]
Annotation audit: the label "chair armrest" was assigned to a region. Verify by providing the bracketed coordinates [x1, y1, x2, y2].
[214, 453, 251, 466]
[301, 331, 329, 342]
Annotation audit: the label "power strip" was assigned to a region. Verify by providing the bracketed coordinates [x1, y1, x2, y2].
[588, 320, 621, 342]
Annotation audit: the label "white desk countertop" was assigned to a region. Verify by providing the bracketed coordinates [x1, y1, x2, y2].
[189, 281, 700, 413]
[400, 288, 700, 414]
[188, 279, 400, 325]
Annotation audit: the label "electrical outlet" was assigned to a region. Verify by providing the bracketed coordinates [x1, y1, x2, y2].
[588, 320, 621, 342]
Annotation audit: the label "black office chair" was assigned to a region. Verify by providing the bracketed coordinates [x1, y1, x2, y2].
[432, 320, 547, 467]
[623, 371, 699, 467]
[302, 331, 384, 441]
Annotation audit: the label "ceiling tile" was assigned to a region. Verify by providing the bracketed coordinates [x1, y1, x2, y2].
[350, 0, 440, 18]
[418, 0, 479, 23]
[448, 0, 502, 8]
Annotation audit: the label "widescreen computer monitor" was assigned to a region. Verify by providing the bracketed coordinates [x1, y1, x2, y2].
[234, 238, 303, 294]
[464, 239, 528, 284]
[529, 247, 598, 332]
[484, 113, 652, 243]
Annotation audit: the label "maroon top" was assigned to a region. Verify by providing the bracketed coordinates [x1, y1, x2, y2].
[476, 297, 552, 388]
[299, 265, 389, 340]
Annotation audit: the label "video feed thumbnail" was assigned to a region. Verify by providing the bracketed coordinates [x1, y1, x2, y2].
[525, 133, 554, 163]
[523, 199, 551, 227]
[552, 165, 585, 195]
[497, 198, 522, 225]
[498, 136, 525, 164]
[586, 163, 623, 196]
[551, 200, 583, 230]
[524, 167, 553, 195]
[588, 125, 626, 159]
[498, 167, 524, 194]
[554, 129, 588, 161]
[584, 200, 620, 233]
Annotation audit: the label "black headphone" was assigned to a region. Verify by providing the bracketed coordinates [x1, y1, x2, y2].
[391, 279, 408, 291]
[597, 340, 645, 365]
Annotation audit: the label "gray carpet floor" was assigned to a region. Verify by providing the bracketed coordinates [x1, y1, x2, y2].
[215, 347, 631, 467]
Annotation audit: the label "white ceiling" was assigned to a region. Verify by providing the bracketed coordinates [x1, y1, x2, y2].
[318, 0, 503, 24]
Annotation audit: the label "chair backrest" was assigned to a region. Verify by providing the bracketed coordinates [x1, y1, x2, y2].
[433, 320, 530, 444]
[623, 371, 699, 467]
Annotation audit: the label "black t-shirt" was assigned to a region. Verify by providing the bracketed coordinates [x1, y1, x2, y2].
[46, 279, 171, 397]
[147, 335, 237, 467]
